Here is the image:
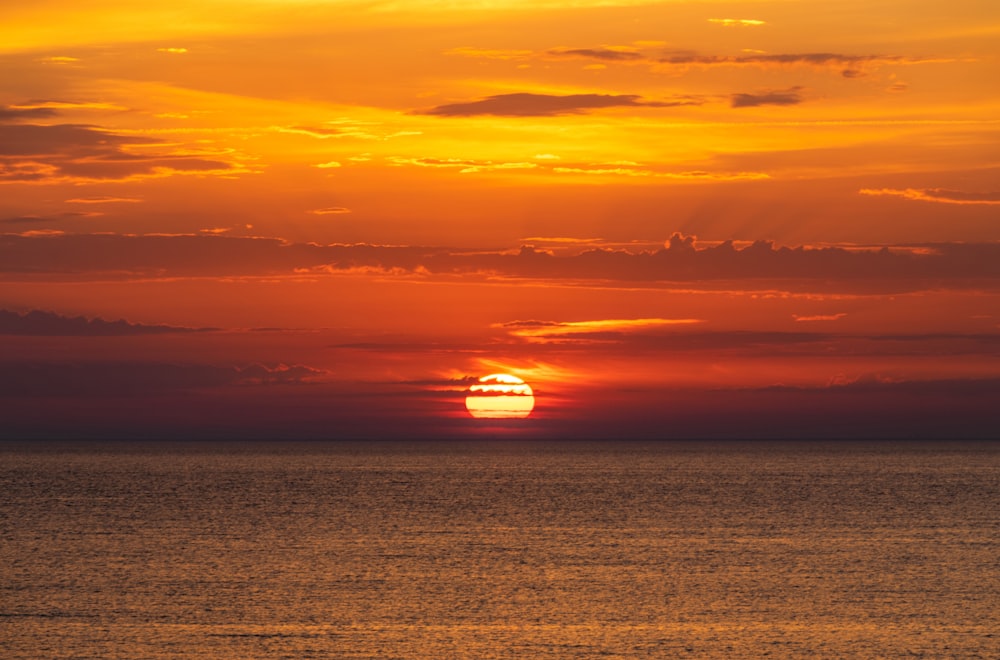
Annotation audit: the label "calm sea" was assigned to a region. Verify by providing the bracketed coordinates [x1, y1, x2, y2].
[2, 441, 997, 658]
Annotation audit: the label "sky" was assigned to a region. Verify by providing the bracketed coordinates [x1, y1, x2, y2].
[2, 0, 999, 439]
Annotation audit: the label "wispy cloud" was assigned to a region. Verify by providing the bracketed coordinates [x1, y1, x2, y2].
[0, 113, 233, 184]
[384, 155, 762, 180]
[731, 87, 804, 108]
[66, 196, 143, 204]
[793, 313, 847, 322]
[708, 18, 766, 27]
[8, 100, 128, 112]
[445, 46, 533, 61]
[551, 164, 768, 181]
[657, 53, 958, 78]
[446, 44, 951, 79]
[1, 211, 102, 224]
[389, 156, 538, 173]
[271, 123, 421, 141]
[273, 125, 347, 139]
[500, 317, 704, 342]
[0, 309, 215, 336]
[520, 236, 604, 244]
[0, 105, 59, 122]
[859, 188, 1000, 205]
[0, 361, 325, 397]
[547, 47, 645, 61]
[309, 207, 353, 215]
[414, 92, 703, 117]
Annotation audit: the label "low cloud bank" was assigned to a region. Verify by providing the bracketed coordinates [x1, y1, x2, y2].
[0, 309, 216, 336]
[3, 232, 1000, 292]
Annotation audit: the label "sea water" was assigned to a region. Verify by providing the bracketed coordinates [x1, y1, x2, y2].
[2, 441, 997, 658]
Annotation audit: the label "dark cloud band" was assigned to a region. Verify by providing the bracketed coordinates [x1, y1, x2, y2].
[3, 232, 1000, 293]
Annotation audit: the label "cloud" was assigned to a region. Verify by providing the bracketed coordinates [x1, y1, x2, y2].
[384, 155, 759, 180]
[66, 196, 143, 204]
[496, 320, 840, 351]
[809, 374, 1000, 395]
[310, 207, 352, 215]
[445, 47, 534, 61]
[518, 328, 840, 351]
[446, 45, 945, 79]
[499, 317, 704, 342]
[662, 53, 883, 66]
[271, 123, 420, 141]
[9, 100, 129, 112]
[0, 309, 216, 336]
[0, 361, 325, 397]
[0, 121, 232, 184]
[707, 18, 766, 27]
[0, 105, 59, 122]
[414, 92, 701, 117]
[550, 164, 766, 180]
[496, 324, 1000, 358]
[157, 47, 188, 54]
[1, 211, 101, 225]
[547, 47, 645, 61]
[859, 188, 1000, 206]
[520, 236, 604, 244]
[4, 232, 1000, 293]
[793, 313, 847, 322]
[731, 87, 804, 108]
[273, 125, 347, 139]
[13, 229, 65, 237]
[389, 156, 538, 173]
[657, 52, 947, 78]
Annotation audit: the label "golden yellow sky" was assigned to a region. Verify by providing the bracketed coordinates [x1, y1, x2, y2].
[3, 0, 998, 244]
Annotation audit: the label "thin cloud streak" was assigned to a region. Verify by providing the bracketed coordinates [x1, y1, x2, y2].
[793, 313, 848, 322]
[385, 155, 760, 180]
[547, 47, 645, 61]
[445, 46, 952, 78]
[0, 308, 216, 336]
[499, 317, 704, 340]
[66, 196, 143, 204]
[415, 92, 703, 117]
[708, 19, 766, 27]
[860, 188, 1000, 205]
[731, 87, 804, 108]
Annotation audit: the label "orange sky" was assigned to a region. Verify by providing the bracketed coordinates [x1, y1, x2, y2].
[2, 0, 999, 438]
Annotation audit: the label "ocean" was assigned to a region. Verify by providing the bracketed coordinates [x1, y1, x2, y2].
[2, 440, 997, 658]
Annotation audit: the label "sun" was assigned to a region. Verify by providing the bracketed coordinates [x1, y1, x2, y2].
[465, 373, 535, 419]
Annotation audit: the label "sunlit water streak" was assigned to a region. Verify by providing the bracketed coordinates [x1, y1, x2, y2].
[2, 440, 998, 658]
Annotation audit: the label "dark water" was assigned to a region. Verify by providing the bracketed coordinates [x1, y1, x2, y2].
[2, 441, 998, 658]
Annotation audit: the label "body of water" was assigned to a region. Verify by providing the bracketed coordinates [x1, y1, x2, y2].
[2, 440, 997, 658]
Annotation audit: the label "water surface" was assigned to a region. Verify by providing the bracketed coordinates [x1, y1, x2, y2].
[2, 441, 997, 658]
